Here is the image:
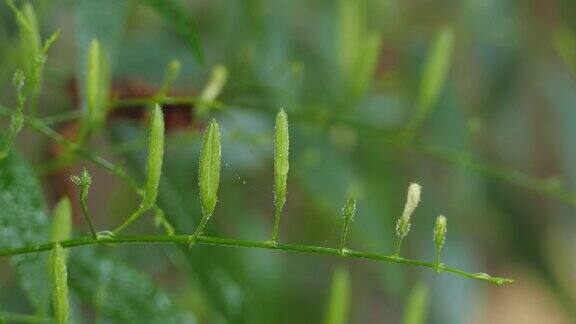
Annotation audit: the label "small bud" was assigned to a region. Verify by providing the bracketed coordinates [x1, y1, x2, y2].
[198, 119, 221, 216]
[51, 196, 72, 243]
[433, 215, 447, 249]
[158, 59, 182, 97]
[140, 105, 165, 210]
[198, 65, 228, 116]
[70, 168, 97, 239]
[339, 198, 356, 254]
[51, 243, 69, 324]
[70, 168, 92, 201]
[394, 183, 421, 256]
[395, 183, 421, 238]
[433, 215, 447, 272]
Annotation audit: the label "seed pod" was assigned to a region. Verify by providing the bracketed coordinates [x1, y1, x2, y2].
[87, 39, 100, 113]
[50, 196, 72, 243]
[274, 109, 289, 209]
[198, 119, 221, 216]
[141, 105, 165, 210]
[51, 243, 69, 324]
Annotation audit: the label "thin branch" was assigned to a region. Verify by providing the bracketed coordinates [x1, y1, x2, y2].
[0, 234, 514, 285]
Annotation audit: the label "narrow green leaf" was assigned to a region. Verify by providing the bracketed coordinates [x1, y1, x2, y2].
[551, 26, 576, 76]
[50, 197, 72, 243]
[141, 105, 165, 210]
[403, 282, 429, 324]
[69, 248, 195, 322]
[198, 119, 221, 216]
[51, 244, 68, 324]
[138, 0, 204, 63]
[323, 266, 350, 324]
[418, 26, 454, 110]
[401, 26, 455, 143]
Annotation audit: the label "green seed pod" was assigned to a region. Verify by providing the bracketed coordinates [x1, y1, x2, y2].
[87, 39, 101, 114]
[141, 105, 165, 210]
[269, 109, 289, 244]
[51, 243, 69, 324]
[50, 196, 72, 243]
[198, 119, 221, 216]
[274, 109, 289, 208]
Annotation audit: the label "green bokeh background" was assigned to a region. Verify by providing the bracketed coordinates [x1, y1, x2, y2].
[0, 0, 575, 323]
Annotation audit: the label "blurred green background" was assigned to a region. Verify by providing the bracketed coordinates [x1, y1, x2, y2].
[1, 0, 575, 323]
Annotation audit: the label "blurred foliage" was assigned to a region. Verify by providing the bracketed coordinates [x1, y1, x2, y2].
[1, 0, 576, 323]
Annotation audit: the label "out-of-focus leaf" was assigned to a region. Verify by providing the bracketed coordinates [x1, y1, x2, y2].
[138, 0, 204, 63]
[75, 0, 127, 112]
[0, 151, 50, 313]
[551, 26, 576, 76]
[323, 266, 350, 324]
[69, 248, 195, 323]
[402, 282, 429, 324]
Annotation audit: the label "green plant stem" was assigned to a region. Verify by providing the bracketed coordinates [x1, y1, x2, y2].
[434, 246, 441, 273]
[394, 236, 404, 257]
[0, 105, 142, 195]
[0, 234, 513, 285]
[113, 207, 147, 234]
[269, 204, 282, 245]
[189, 213, 212, 248]
[110, 96, 223, 110]
[78, 189, 98, 240]
[0, 311, 52, 323]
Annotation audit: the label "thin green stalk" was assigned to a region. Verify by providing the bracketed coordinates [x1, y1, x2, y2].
[113, 207, 146, 234]
[394, 236, 404, 257]
[189, 213, 211, 248]
[0, 234, 513, 285]
[110, 96, 223, 110]
[270, 205, 282, 244]
[0, 109, 143, 195]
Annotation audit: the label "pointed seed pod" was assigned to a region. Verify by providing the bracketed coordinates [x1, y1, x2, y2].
[198, 119, 221, 216]
[274, 109, 290, 205]
[141, 105, 165, 210]
[269, 109, 289, 243]
[51, 243, 69, 324]
[50, 196, 72, 243]
[339, 198, 356, 254]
